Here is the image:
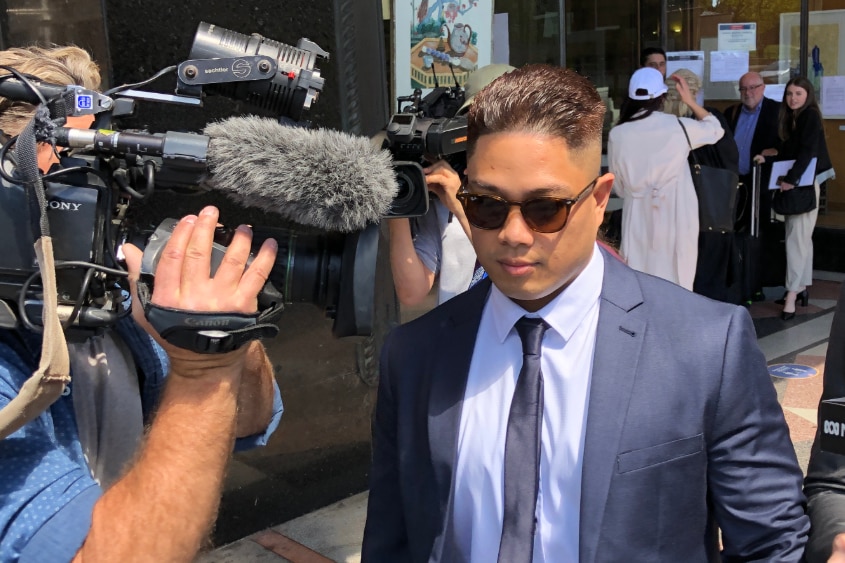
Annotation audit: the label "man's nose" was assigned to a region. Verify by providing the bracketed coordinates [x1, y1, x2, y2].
[497, 206, 535, 246]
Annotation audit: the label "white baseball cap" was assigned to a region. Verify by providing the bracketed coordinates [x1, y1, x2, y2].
[628, 67, 668, 100]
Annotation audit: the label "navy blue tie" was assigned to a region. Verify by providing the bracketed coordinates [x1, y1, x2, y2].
[497, 316, 549, 563]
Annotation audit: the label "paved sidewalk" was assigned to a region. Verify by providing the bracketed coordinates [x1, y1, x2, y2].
[198, 493, 367, 563]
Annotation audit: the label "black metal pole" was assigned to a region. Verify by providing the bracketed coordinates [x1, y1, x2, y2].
[559, 0, 566, 66]
[799, 0, 808, 78]
[0, 0, 9, 50]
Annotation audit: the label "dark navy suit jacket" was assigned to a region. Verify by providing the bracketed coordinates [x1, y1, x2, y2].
[725, 97, 782, 228]
[725, 96, 782, 161]
[362, 249, 809, 562]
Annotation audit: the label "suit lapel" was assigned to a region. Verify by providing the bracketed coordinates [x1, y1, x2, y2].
[752, 98, 777, 156]
[579, 253, 647, 563]
[427, 279, 490, 562]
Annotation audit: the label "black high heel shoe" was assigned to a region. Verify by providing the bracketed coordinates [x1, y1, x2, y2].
[798, 288, 809, 307]
[781, 310, 796, 321]
[775, 289, 809, 306]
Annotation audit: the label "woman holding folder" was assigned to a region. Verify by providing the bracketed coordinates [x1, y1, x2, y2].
[755, 77, 833, 320]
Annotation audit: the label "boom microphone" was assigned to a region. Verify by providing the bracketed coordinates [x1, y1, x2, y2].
[56, 117, 399, 232]
[204, 117, 397, 232]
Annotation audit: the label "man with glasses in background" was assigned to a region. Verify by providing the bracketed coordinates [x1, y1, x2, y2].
[362, 64, 808, 562]
[725, 71, 783, 299]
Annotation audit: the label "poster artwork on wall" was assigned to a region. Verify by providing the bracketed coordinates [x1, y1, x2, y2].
[393, 0, 493, 104]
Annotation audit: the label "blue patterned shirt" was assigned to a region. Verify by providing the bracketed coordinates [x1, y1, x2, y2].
[0, 317, 282, 562]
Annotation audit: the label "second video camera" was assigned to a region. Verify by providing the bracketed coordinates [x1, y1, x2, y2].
[383, 86, 468, 217]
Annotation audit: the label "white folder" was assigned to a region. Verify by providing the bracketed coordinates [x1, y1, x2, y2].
[768, 157, 817, 190]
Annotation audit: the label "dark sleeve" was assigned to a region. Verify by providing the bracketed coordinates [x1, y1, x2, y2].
[785, 110, 821, 186]
[708, 307, 810, 561]
[361, 330, 411, 562]
[804, 282, 845, 563]
[713, 110, 739, 174]
[692, 108, 739, 174]
[724, 104, 738, 132]
[758, 99, 783, 156]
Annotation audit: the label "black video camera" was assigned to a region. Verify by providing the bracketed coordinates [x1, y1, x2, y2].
[0, 22, 378, 339]
[383, 86, 468, 217]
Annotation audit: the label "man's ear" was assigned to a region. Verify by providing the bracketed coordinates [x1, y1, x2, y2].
[590, 172, 614, 229]
[593, 173, 614, 210]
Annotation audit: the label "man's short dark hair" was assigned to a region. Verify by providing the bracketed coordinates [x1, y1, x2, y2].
[640, 47, 666, 67]
[466, 64, 605, 156]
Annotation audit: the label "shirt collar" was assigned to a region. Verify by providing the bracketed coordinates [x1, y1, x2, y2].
[488, 243, 605, 344]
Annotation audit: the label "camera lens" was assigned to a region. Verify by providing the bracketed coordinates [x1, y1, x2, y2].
[252, 228, 344, 309]
[251, 225, 378, 338]
[393, 172, 414, 206]
[387, 162, 429, 218]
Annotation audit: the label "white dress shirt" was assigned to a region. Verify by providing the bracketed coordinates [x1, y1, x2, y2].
[452, 245, 604, 562]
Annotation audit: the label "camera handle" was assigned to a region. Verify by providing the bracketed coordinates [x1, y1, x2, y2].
[135, 218, 284, 354]
[140, 300, 279, 354]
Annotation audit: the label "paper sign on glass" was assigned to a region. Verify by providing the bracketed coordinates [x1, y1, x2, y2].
[717, 23, 756, 52]
[710, 51, 749, 82]
[821, 76, 845, 118]
[768, 158, 817, 190]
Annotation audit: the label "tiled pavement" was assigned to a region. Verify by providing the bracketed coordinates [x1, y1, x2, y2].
[758, 274, 844, 472]
[199, 273, 845, 563]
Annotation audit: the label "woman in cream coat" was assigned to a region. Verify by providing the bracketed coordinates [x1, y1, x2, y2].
[608, 67, 724, 290]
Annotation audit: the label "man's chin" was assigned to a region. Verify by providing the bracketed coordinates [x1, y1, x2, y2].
[493, 279, 567, 309]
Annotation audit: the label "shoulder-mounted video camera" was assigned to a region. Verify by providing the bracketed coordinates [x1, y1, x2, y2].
[383, 86, 468, 217]
[0, 22, 380, 344]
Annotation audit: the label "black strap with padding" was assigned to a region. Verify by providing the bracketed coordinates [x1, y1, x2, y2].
[136, 277, 281, 354]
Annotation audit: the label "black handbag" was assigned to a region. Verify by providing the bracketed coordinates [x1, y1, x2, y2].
[772, 184, 816, 215]
[678, 119, 739, 233]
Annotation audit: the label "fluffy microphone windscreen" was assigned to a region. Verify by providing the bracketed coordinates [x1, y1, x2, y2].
[204, 116, 398, 232]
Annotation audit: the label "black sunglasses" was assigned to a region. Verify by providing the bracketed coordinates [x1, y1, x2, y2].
[456, 177, 599, 233]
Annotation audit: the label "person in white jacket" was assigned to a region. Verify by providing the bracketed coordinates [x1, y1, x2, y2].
[608, 67, 724, 290]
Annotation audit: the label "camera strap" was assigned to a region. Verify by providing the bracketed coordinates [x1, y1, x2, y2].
[0, 106, 71, 440]
[135, 278, 281, 354]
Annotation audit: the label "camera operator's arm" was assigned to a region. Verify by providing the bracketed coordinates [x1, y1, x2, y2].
[424, 160, 472, 240]
[388, 218, 437, 307]
[235, 339, 277, 439]
[75, 206, 278, 562]
[388, 160, 470, 307]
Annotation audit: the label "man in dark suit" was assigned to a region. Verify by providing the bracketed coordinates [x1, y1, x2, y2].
[362, 64, 808, 562]
[724, 71, 782, 207]
[725, 71, 783, 297]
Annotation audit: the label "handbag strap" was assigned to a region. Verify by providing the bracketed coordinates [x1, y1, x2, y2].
[677, 117, 701, 168]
